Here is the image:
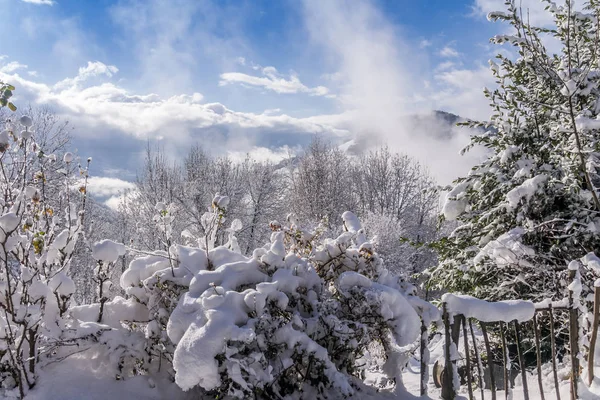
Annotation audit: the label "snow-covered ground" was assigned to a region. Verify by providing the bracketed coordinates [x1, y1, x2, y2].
[25, 351, 193, 400]
[25, 343, 600, 400]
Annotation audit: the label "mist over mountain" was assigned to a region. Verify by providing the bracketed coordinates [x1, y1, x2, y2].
[341, 110, 463, 154]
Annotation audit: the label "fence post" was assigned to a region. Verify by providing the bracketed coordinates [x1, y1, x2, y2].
[533, 314, 545, 400]
[549, 305, 561, 400]
[462, 315, 474, 400]
[568, 267, 579, 400]
[469, 319, 485, 400]
[513, 320, 529, 400]
[589, 285, 600, 386]
[481, 322, 496, 400]
[500, 322, 510, 400]
[420, 318, 429, 396]
[442, 303, 457, 400]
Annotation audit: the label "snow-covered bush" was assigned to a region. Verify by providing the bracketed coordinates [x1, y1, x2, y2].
[0, 91, 99, 397]
[114, 195, 422, 398]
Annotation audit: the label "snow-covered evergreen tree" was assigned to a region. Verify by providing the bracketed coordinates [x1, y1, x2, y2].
[430, 0, 600, 302]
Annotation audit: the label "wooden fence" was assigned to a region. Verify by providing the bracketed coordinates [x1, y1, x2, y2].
[418, 272, 600, 400]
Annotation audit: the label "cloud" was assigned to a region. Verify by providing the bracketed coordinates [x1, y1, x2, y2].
[21, 0, 55, 5]
[439, 46, 460, 58]
[54, 61, 119, 90]
[419, 39, 432, 48]
[435, 61, 458, 72]
[226, 145, 298, 163]
[301, 0, 483, 184]
[432, 65, 495, 121]
[109, 0, 252, 96]
[219, 66, 332, 97]
[472, 0, 554, 26]
[0, 61, 28, 74]
[83, 176, 136, 198]
[73, 176, 137, 210]
[104, 189, 140, 210]
[0, 59, 350, 183]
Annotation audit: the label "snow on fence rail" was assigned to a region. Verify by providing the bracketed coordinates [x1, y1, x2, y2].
[415, 265, 600, 400]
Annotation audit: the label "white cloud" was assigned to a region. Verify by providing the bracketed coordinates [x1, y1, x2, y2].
[83, 176, 136, 198]
[262, 108, 282, 115]
[439, 46, 460, 58]
[226, 145, 298, 164]
[432, 65, 495, 121]
[472, 0, 554, 26]
[0, 59, 349, 177]
[55, 61, 119, 90]
[0, 61, 28, 74]
[301, 0, 482, 184]
[21, 0, 55, 5]
[472, 0, 564, 56]
[435, 61, 457, 72]
[219, 66, 332, 97]
[104, 189, 140, 210]
[419, 39, 432, 48]
[110, 0, 254, 97]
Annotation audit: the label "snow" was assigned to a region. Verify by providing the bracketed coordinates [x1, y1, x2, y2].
[71, 296, 149, 329]
[19, 115, 33, 127]
[575, 114, 600, 131]
[342, 210, 367, 245]
[63, 152, 74, 163]
[92, 239, 126, 263]
[120, 251, 170, 289]
[442, 181, 470, 220]
[535, 298, 569, 309]
[0, 212, 19, 232]
[506, 174, 548, 209]
[0, 130, 10, 146]
[473, 227, 534, 268]
[442, 293, 535, 323]
[20, 129, 32, 140]
[26, 350, 194, 400]
[568, 260, 581, 271]
[212, 193, 229, 208]
[49, 272, 76, 296]
[582, 252, 600, 272]
[500, 145, 519, 164]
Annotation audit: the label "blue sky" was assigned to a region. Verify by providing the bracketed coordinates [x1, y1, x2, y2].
[0, 0, 552, 204]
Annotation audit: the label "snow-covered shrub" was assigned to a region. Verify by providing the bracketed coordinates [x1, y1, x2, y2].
[0, 95, 99, 397]
[116, 195, 421, 398]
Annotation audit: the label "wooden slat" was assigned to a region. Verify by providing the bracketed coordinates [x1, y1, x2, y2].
[481, 322, 497, 400]
[462, 316, 474, 400]
[513, 320, 529, 400]
[442, 304, 456, 400]
[533, 314, 545, 400]
[568, 269, 579, 400]
[588, 286, 600, 386]
[549, 305, 561, 400]
[500, 322, 509, 400]
[420, 319, 428, 396]
[469, 319, 485, 400]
